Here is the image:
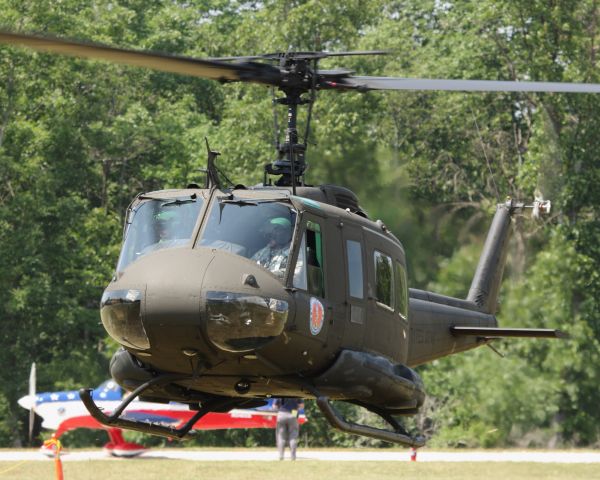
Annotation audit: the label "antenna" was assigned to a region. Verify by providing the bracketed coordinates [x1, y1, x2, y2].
[204, 138, 221, 189]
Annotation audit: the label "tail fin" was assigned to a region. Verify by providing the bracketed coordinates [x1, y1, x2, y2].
[466, 198, 550, 314]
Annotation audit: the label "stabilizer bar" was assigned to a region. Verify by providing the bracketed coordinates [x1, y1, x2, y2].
[450, 326, 569, 339]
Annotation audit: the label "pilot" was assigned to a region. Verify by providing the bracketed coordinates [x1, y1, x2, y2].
[155, 210, 177, 239]
[140, 210, 181, 254]
[252, 217, 293, 275]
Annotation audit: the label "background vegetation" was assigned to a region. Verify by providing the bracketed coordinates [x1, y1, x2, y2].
[1, 0, 599, 448]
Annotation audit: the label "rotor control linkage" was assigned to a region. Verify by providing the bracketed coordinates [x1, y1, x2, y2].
[80, 374, 236, 439]
[314, 395, 425, 448]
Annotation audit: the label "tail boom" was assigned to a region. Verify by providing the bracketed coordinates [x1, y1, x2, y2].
[406, 198, 559, 366]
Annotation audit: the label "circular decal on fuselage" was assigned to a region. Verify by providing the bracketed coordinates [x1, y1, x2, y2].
[310, 297, 325, 335]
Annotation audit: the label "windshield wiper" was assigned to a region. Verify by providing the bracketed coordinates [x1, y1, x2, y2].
[219, 199, 258, 206]
[138, 194, 166, 201]
[162, 198, 196, 207]
[161, 194, 198, 207]
[218, 196, 288, 207]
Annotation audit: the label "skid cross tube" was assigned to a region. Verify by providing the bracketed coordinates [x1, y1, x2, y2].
[314, 395, 425, 447]
[80, 374, 236, 439]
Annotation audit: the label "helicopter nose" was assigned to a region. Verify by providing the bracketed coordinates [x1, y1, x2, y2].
[204, 291, 289, 353]
[200, 249, 292, 353]
[102, 247, 293, 369]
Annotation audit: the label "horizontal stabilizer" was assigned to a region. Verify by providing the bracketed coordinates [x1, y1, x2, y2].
[450, 326, 569, 339]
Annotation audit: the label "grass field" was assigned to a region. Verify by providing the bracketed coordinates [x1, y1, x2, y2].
[1, 460, 600, 480]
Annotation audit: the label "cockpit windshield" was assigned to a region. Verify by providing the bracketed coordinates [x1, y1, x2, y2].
[198, 198, 296, 279]
[116, 196, 203, 272]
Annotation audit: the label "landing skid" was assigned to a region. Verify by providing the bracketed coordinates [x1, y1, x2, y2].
[79, 373, 237, 439]
[81, 372, 425, 446]
[314, 394, 425, 447]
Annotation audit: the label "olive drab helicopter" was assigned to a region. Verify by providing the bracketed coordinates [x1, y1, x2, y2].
[2, 30, 593, 448]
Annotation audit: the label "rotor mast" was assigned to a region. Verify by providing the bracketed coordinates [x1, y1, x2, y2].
[264, 56, 316, 191]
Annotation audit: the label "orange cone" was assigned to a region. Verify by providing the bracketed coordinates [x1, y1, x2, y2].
[410, 447, 417, 462]
[43, 435, 64, 480]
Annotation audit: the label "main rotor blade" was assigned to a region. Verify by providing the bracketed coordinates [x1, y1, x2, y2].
[323, 50, 389, 57]
[341, 76, 600, 93]
[212, 50, 388, 62]
[4, 30, 598, 94]
[0, 30, 282, 85]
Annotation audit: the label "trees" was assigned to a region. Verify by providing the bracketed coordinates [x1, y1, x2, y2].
[0, 0, 598, 447]
[372, 1, 600, 446]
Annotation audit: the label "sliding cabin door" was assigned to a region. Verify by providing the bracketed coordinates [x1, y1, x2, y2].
[364, 230, 404, 361]
[341, 225, 366, 349]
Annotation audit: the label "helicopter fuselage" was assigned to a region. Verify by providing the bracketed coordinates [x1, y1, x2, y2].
[101, 184, 495, 416]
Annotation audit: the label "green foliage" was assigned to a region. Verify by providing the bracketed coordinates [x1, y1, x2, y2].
[0, 0, 599, 449]
[0, 393, 14, 446]
[419, 231, 600, 447]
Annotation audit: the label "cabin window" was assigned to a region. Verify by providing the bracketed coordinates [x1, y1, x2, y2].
[293, 220, 324, 297]
[394, 261, 408, 318]
[346, 240, 364, 299]
[374, 250, 394, 309]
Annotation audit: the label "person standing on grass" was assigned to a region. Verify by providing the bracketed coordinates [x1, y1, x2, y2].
[274, 397, 304, 460]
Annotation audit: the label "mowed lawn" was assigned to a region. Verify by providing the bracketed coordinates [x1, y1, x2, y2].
[2, 460, 600, 480]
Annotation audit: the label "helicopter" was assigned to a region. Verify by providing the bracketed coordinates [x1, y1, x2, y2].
[1, 30, 592, 448]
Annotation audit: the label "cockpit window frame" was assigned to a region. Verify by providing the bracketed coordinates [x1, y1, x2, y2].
[283, 208, 305, 288]
[286, 209, 327, 297]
